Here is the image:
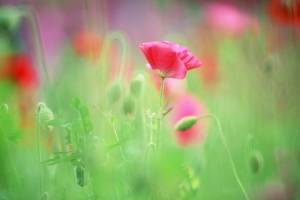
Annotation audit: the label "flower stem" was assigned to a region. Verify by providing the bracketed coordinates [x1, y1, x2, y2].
[19, 6, 50, 86]
[197, 114, 249, 200]
[97, 32, 128, 100]
[156, 77, 165, 154]
[36, 104, 43, 198]
[112, 123, 125, 162]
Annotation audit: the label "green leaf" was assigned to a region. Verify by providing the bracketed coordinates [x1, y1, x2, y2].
[74, 166, 84, 187]
[52, 150, 75, 155]
[70, 119, 83, 150]
[45, 118, 62, 126]
[63, 123, 72, 145]
[41, 152, 81, 165]
[71, 159, 81, 167]
[40, 157, 60, 164]
[105, 138, 128, 153]
[71, 97, 94, 136]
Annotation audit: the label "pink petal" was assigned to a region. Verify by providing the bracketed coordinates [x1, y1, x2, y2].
[140, 41, 187, 79]
[162, 40, 188, 53]
[163, 40, 202, 70]
[177, 51, 202, 70]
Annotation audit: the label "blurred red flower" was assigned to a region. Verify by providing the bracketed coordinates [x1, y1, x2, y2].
[172, 93, 207, 147]
[267, 0, 300, 27]
[140, 41, 202, 79]
[198, 53, 219, 85]
[72, 30, 102, 60]
[0, 54, 39, 92]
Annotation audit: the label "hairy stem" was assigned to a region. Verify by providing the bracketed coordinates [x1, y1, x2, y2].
[36, 104, 43, 198]
[156, 77, 165, 154]
[20, 6, 50, 86]
[112, 123, 125, 161]
[197, 114, 249, 200]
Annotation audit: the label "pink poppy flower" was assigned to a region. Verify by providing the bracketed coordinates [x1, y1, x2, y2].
[139, 41, 202, 79]
[172, 93, 208, 147]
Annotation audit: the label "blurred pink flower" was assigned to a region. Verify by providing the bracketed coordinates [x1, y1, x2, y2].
[140, 41, 202, 79]
[204, 3, 258, 36]
[172, 93, 207, 147]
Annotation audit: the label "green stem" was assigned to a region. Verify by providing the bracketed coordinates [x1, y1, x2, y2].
[79, 113, 92, 197]
[112, 123, 125, 162]
[19, 6, 50, 86]
[197, 114, 249, 200]
[36, 104, 43, 198]
[98, 31, 128, 99]
[156, 77, 165, 154]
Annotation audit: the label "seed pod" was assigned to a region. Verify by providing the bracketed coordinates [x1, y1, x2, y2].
[122, 94, 136, 116]
[174, 117, 198, 131]
[38, 103, 54, 131]
[106, 80, 121, 105]
[74, 166, 84, 187]
[130, 73, 145, 97]
[249, 150, 264, 174]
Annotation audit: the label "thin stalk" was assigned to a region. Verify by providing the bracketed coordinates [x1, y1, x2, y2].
[19, 6, 50, 86]
[97, 31, 128, 100]
[83, 131, 88, 194]
[79, 112, 92, 197]
[36, 104, 43, 198]
[197, 114, 249, 200]
[145, 123, 155, 161]
[156, 77, 165, 153]
[112, 123, 125, 162]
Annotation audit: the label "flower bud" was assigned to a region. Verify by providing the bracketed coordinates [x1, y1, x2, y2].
[249, 150, 264, 174]
[38, 103, 54, 131]
[130, 73, 145, 97]
[174, 117, 198, 131]
[106, 80, 121, 105]
[74, 166, 84, 187]
[122, 94, 136, 115]
[40, 192, 49, 200]
[0, 104, 8, 117]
